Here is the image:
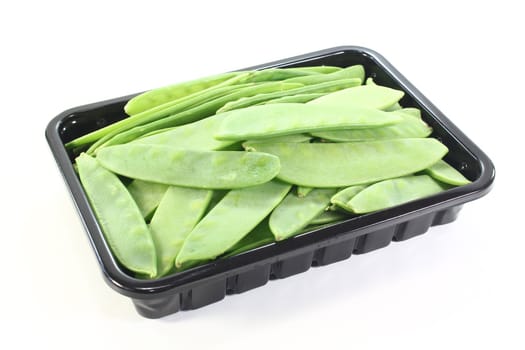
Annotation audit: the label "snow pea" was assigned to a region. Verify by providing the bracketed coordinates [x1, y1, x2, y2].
[215, 103, 402, 141]
[149, 186, 213, 276]
[217, 78, 362, 113]
[309, 84, 404, 110]
[311, 110, 432, 142]
[346, 175, 447, 213]
[246, 138, 448, 187]
[284, 65, 364, 85]
[425, 159, 471, 185]
[309, 210, 350, 225]
[297, 186, 314, 197]
[262, 93, 325, 105]
[127, 179, 169, 220]
[96, 144, 281, 189]
[269, 188, 337, 240]
[124, 71, 242, 115]
[243, 134, 312, 146]
[223, 218, 275, 258]
[76, 153, 157, 278]
[175, 181, 291, 267]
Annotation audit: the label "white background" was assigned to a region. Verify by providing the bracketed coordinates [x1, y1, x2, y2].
[2, 1, 523, 349]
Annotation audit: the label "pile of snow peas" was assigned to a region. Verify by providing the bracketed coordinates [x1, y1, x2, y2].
[70, 65, 471, 279]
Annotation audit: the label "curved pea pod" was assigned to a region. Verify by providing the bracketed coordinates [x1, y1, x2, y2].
[309, 84, 404, 110]
[235, 68, 317, 83]
[175, 181, 291, 268]
[399, 107, 422, 118]
[76, 153, 157, 278]
[215, 103, 402, 141]
[269, 188, 337, 240]
[149, 186, 213, 276]
[247, 138, 448, 187]
[311, 111, 432, 142]
[217, 78, 363, 113]
[127, 179, 169, 220]
[223, 218, 275, 258]
[124, 71, 242, 115]
[425, 159, 471, 186]
[92, 82, 303, 152]
[347, 175, 448, 213]
[330, 185, 367, 212]
[96, 144, 281, 189]
[309, 210, 351, 225]
[284, 65, 365, 85]
[132, 113, 236, 151]
[262, 93, 325, 105]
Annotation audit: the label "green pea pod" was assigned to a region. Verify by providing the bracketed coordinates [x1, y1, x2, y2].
[262, 93, 325, 105]
[309, 210, 351, 225]
[127, 179, 169, 220]
[92, 82, 303, 152]
[76, 153, 157, 278]
[311, 111, 432, 142]
[149, 186, 213, 276]
[132, 113, 236, 151]
[425, 159, 471, 186]
[124, 71, 243, 115]
[246, 139, 448, 188]
[284, 65, 364, 85]
[293, 66, 342, 74]
[330, 185, 367, 212]
[215, 103, 402, 141]
[384, 102, 402, 111]
[235, 68, 318, 83]
[243, 134, 312, 146]
[96, 144, 281, 189]
[346, 175, 448, 213]
[223, 218, 275, 258]
[269, 188, 337, 240]
[309, 84, 404, 110]
[217, 78, 362, 113]
[175, 181, 291, 267]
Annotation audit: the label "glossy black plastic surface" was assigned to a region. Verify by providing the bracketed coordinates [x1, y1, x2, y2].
[46, 46, 495, 318]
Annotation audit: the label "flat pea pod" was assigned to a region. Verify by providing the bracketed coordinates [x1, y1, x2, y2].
[149, 186, 213, 276]
[124, 71, 242, 115]
[346, 175, 447, 213]
[262, 93, 325, 105]
[297, 186, 314, 197]
[269, 188, 337, 240]
[384, 102, 402, 111]
[309, 84, 404, 110]
[76, 153, 157, 278]
[217, 78, 362, 113]
[284, 65, 365, 85]
[330, 185, 367, 212]
[236, 68, 318, 83]
[311, 110, 432, 142]
[223, 218, 275, 258]
[71, 82, 253, 152]
[127, 179, 169, 220]
[93, 82, 303, 152]
[246, 139, 448, 188]
[175, 181, 291, 267]
[425, 159, 471, 185]
[96, 144, 281, 189]
[309, 210, 350, 225]
[132, 113, 236, 151]
[399, 107, 422, 118]
[215, 103, 402, 141]
[293, 66, 342, 74]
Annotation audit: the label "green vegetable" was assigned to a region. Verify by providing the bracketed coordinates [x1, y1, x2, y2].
[175, 181, 291, 267]
[330, 185, 367, 212]
[96, 144, 281, 189]
[346, 175, 447, 213]
[425, 159, 471, 185]
[309, 84, 404, 110]
[76, 153, 157, 278]
[127, 179, 169, 220]
[245, 138, 448, 187]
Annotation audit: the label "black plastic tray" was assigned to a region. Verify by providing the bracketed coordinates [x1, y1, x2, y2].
[46, 46, 495, 318]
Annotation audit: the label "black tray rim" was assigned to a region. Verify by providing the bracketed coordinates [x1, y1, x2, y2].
[45, 45, 495, 299]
